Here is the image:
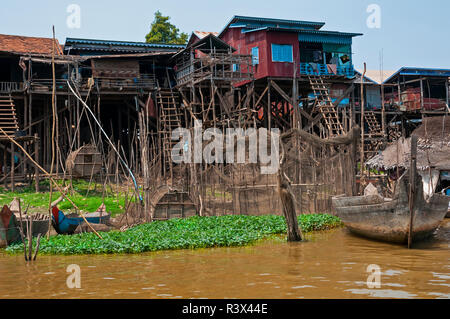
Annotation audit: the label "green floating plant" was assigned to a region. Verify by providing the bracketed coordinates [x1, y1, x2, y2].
[5, 214, 342, 255]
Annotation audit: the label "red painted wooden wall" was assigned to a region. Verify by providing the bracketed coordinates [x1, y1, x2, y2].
[221, 28, 300, 81]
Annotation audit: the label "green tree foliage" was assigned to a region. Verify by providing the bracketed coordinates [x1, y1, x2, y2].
[145, 11, 188, 45]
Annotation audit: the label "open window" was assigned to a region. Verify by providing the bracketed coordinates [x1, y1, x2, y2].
[299, 42, 323, 64]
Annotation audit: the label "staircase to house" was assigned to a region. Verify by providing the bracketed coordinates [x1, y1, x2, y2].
[364, 111, 382, 137]
[363, 111, 384, 161]
[0, 95, 19, 137]
[308, 75, 344, 137]
[157, 90, 182, 180]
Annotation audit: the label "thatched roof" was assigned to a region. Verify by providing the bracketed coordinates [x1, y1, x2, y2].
[366, 116, 450, 170]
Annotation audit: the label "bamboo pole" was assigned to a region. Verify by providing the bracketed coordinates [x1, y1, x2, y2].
[27, 214, 33, 261]
[10, 142, 14, 192]
[34, 134, 40, 192]
[17, 200, 28, 260]
[408, 135, 418, 249]
[47, 25, 57, 240]
[360, 63, 367, 193]
[0, 127, 103, 239]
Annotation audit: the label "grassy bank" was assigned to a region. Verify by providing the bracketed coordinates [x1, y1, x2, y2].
[5, 214, 342, 255]
[0, 180, 131, 216]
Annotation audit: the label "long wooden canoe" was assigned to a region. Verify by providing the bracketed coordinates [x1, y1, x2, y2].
[51, 206, 111, 235]
[332, 173, 449, 244]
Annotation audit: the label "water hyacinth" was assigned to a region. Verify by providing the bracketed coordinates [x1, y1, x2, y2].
[5, 214, 342, 255]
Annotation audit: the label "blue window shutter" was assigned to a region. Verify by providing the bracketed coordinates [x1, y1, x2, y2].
[251, 47, 259, 65]
[271, 44, 293, 62]
[271, 44, 280, 61]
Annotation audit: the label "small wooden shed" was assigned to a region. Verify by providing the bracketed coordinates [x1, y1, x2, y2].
[66, 144, 102, 177]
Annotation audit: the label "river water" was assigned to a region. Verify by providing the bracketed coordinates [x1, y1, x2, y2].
[1, 220, 449, 299]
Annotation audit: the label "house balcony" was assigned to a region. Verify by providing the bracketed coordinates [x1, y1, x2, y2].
[175, 53, 254, 86]
[299, 62, 355, 78]
[29, 74, 157, 93]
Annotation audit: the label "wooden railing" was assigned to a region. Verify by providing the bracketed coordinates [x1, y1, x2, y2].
[300, 62, 355, 78]
[0, 82, 23, 93]
[30, 74, 157, 92]
[176, 53, 254, 86]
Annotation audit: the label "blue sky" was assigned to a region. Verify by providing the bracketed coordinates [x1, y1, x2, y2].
[1, 0, 449, 71]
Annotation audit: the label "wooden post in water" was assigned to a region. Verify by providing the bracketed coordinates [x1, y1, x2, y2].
[408, 135, 418, 249]
[277, 172, 303, 242]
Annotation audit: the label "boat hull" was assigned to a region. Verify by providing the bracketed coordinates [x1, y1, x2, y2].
[0, 205, 21, 247]
[52, 208, 111, 235]
[333, 174, 450, 244]
[18, 218, 50, 238]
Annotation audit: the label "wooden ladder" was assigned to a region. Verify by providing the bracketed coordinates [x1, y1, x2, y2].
[308, 75, 344, 137]
[363, 111, 384, 160]
[364, 110, 382, 137]
[157, 90, 182, 179]
[0, 94, 19, 137]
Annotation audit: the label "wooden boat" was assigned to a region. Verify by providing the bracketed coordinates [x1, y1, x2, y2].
[9, 199, 50, 237]
[17, 214, 50, 238]
[51, 206, 111, 235]
[0, 205, 21, 247]
[332, 173, 450, 244]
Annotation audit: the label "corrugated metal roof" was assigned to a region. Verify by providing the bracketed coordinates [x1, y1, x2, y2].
[193, 31, 218, 39]
[240, 26, 361, 44]
[0, 34, 63, 55]
[355, 69, 396, 84]
[297, 29, 362, 44]
[384, 67, 450, 84]
[231, 15, 324, 29]
[20, 52, 175, 65]
[218, 15, 326, 37]
[64, 38, 185, 49]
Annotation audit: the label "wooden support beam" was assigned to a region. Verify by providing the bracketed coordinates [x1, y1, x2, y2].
[10, 141, 14, 192]
[254, 85, 269, 108]
[303, 113, 323, 132]
[333, 84, 355, 108]
[446, 78, 449, 111]
[267, 81, 271, 130]
[215, 88, 237, 129]
[360, 63, 366, 191]
[420, 79, 424, 118]
[3, 144, 6, 189]
[270, 80, 314, 123]
[381, 83, 386, 138]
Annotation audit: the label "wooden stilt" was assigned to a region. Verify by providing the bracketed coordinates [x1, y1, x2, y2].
[408, 135, 418, 249]
[10, 141, 14, 192]
[34, 134, 40, 192]
[3, 144, 6, 189]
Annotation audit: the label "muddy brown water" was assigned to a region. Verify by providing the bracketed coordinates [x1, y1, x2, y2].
[0, 220, 449, 299]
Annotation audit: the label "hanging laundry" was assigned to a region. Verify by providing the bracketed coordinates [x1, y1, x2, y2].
[327, 64, 337, 75]
[330, 55, 339, 65]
